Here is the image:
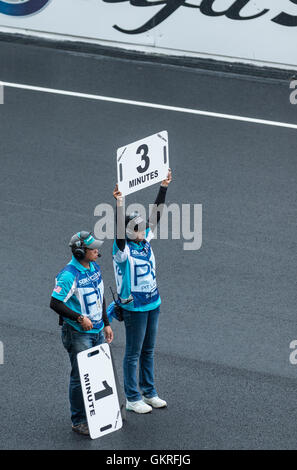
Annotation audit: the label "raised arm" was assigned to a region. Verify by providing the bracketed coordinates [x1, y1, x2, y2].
[113, 183, 126, 252]
[147, 168, 172, 231]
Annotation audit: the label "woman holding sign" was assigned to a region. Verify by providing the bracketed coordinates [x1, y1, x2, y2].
[112, 169, 172, 414]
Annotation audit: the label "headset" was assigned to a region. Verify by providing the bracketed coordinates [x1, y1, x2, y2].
[71, 232, 93, 260]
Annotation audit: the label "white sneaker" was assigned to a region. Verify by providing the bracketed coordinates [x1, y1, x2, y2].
[142, 396, 167, 408]
[126, 399, 152, 414]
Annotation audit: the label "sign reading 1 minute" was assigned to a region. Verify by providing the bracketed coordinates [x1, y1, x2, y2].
[117, 131, 169, 196]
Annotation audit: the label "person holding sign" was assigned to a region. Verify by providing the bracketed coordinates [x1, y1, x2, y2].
[50, 231, 113, 436]
[112, 169, 172, 413]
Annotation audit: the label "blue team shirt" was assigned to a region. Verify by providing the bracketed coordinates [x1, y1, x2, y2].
[52, 256, 104, 333]
[112, 227, 161, 312]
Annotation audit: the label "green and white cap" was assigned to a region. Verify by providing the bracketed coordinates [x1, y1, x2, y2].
[69, 231, 104, 249]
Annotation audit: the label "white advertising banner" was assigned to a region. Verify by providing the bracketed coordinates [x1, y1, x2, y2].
[0, 1, 297, 69]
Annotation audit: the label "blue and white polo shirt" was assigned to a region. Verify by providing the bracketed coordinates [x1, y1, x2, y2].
[112, 227, 161, 312]
[52, 256, 104, 333]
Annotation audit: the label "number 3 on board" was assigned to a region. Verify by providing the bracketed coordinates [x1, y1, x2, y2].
[136, 144, 150, 173]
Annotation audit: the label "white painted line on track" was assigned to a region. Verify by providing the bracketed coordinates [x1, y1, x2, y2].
[1, 80, 296, 130]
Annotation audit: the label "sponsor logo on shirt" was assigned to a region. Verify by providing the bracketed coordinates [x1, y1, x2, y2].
[78, 272, 101, 286]
[131, 249, 147, 256]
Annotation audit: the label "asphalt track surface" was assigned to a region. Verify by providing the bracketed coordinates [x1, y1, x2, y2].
[0, 38, 296, 450]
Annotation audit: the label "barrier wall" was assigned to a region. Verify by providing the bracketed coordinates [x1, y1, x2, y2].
[0, 0, 296, 69]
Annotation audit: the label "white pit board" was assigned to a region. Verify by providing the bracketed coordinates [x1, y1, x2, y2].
[77, 343, 122, 439]
[117, 130, 169, 196]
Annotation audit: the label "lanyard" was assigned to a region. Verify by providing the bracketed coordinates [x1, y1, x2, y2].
[85, 270, 102, 305]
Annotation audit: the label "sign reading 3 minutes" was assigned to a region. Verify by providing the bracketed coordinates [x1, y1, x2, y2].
[117, 130, 169, 196]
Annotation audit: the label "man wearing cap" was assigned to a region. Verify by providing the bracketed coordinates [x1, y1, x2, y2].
[50, 231, 113, 436]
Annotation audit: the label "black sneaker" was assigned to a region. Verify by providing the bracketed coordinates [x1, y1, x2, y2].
[72, 422, 90, 436]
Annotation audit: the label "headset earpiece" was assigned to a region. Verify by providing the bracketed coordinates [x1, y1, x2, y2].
[72, 239, 86, 260]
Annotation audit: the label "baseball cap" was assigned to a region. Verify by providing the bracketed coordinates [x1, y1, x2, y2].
[69, 231, 104, 250]
[125, 212, 146, 240]
[125, 212, 145, 231]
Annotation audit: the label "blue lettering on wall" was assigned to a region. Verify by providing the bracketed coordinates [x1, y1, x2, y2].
[0, 0, 50, 16]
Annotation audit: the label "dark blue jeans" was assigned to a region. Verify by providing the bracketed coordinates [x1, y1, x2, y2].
[61, 322, 105, 426]
[122, 307, 160, 402]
